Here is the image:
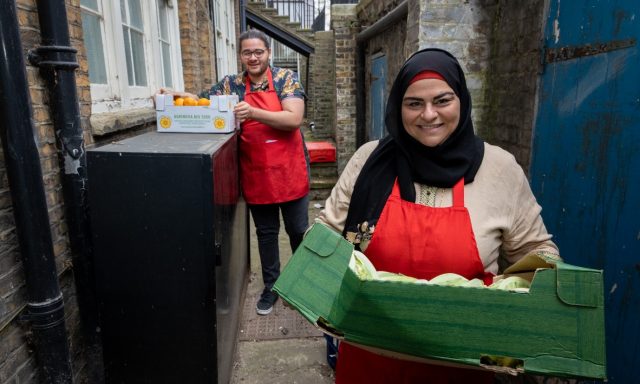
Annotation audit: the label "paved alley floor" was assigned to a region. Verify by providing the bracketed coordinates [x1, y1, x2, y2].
[230, 200, 335, 384]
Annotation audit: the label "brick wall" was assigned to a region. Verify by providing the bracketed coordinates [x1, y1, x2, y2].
[179, 0, 217, 94]
[482, 0, 546, 172]
[0, 0, 91, 382]
[308, 31, 336, 140]
[331, 5, 359, 173]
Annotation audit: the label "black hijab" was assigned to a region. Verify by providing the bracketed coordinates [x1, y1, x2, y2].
[343, 48, 484, 241]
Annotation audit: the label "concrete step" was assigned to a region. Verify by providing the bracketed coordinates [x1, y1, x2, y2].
[296, 29, 315, 39]
[309, 157, 338, 201]
[310, 179, 336, 190]
[273, 15, 291, 23]
[260, 8, 278, 16]
[285, 21, 303, 30]
[310, 162, 338, 178]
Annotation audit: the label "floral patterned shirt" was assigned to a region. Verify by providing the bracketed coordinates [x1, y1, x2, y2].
[199, 66, 306, 102]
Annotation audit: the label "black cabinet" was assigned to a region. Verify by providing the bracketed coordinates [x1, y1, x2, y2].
[87, 132, 248, 383]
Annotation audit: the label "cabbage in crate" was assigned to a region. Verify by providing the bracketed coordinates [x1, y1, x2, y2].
[348, 251, 530, 292]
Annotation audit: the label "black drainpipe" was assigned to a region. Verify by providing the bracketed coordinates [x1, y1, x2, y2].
[355, 0, 408, 147]
[27, 0, 104, 381]
[0, 1, 73, 383]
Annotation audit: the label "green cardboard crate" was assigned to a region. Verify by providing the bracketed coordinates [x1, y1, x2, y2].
[273, 223, 606, 379]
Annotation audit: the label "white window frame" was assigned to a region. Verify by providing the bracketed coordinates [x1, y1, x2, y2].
[81, 0, 184, 114]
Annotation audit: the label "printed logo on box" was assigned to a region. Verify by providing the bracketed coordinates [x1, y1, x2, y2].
[159, 115, 172, 129]
[214, 117, 226, 129]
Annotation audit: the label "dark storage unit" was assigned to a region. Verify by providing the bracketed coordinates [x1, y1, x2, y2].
[87, 132, 248, 383]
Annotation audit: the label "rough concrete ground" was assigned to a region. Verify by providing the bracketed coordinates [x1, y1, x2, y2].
[230, 200, 335, 384]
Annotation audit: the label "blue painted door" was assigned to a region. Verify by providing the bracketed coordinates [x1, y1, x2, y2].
[370, 54, 387, 140]
[530, 1, 639, 382]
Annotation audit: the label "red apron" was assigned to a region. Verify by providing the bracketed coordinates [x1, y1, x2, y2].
[335, 179, 495, 384]
[239, 68, 309, 204]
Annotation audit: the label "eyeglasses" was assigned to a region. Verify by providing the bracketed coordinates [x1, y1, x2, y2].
[241, 49, 267, 59]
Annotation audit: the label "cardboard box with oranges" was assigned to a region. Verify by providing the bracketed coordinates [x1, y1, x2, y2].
[155, 94, 239, 133]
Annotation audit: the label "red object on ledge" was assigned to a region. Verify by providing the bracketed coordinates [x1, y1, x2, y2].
[305, 141, 336, 163]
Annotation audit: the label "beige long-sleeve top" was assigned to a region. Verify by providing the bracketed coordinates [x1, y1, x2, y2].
[317, 141, 560, 274]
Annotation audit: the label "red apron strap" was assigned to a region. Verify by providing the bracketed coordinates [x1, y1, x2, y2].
[452, 178, 465, 207]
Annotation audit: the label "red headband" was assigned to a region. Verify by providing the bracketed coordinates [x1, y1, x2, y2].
[409, 70, 445, 84]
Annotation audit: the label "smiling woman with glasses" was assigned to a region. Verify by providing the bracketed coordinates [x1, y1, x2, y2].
[156, 28, 310, 317]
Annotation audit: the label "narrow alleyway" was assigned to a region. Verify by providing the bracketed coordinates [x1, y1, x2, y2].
[230, 199, 335, 384]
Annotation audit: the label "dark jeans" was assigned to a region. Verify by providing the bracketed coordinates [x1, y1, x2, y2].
[249, 195, 309, 290]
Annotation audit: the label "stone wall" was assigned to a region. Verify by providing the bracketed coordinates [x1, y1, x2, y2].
[418, 0, 497, 139]
[0, 0, 217, 382]
[417, 0, 546, 171]
[482, 0, 546, 172]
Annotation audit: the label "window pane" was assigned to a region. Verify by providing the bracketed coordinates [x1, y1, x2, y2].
[157, 0, 169, 39]
[161, 42, 173, 87]
[120, 0, 126, 20]
[81, 12, 107, 84]
[131, 30, 147, 86]
[81, 0, 99, 11]
[123, 26, 134, 85]
[214, 0, 221, 29]
[128, 0, 143, 29]
[225, 5, 230, 35]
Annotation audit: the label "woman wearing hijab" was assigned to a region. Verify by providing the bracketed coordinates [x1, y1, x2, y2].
[317, 48, 561, 383]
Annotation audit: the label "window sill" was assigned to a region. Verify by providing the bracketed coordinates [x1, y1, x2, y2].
[90, 108, 156, 136]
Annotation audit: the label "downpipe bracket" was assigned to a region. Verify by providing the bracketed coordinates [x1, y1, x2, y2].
[27, 45, 79, 70]
[19, 294, 66, 330]
[59, 124, 85, 161]
[28, 45, 84, 160]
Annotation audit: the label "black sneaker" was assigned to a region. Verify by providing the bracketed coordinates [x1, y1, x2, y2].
[256, 288, 279, 315]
